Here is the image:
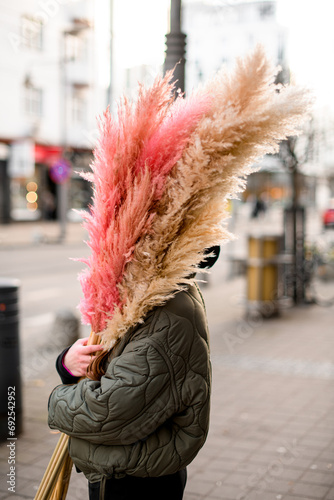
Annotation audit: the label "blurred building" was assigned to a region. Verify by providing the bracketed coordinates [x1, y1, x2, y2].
[1, 0, 331, 224]
[184, 0, 287, 91]
[0, 0, 110, 223]
[183, 0, 334, 209]
[183, 0, 296, 206]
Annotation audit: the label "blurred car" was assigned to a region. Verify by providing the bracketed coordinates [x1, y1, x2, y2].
[323, 207, 334, 229]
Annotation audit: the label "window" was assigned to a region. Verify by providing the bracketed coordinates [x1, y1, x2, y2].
[71, 87, 87, 124]
[21, 15, 43, 50]
[65, 33, 88, 62]
[24, 86, 43, 117]
[259, 3, 275, 20]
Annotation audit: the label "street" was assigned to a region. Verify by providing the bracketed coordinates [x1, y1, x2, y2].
[1, 241, 92, 380]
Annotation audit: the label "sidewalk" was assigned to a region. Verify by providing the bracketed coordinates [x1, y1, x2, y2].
[0, 221, 333, 500]
[0, 221, 87, 248]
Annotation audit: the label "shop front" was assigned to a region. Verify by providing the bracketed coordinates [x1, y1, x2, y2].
[7, 141, 92, 223]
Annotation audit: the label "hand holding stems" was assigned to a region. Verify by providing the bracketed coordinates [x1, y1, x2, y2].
[63, 337, 104, 377]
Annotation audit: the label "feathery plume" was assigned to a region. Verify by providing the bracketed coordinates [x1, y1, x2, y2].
[78, 72, 210, 333]
[78, 46, 312, 349]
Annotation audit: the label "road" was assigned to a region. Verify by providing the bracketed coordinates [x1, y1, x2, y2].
[1, 242, 92, 379]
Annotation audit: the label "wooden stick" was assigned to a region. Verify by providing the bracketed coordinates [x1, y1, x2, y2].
[34, 433, 69, 500]
[35, 330, 101, 500]
[50, 453, 73, 500]
[40, 437, 70, 500]
[34, 433, 66, 499]
[87, 331, 101, 347]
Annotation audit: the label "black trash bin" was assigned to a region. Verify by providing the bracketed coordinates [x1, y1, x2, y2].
[0, 278, 23, 441]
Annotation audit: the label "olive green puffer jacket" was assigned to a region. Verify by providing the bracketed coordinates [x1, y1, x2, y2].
[48, 284, 211, 483]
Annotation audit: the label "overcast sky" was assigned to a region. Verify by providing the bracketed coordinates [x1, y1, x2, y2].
[109, 0, 334, 112]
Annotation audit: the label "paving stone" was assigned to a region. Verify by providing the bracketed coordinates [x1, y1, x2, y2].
[289, 482, 330, 499]
[231, 439, 262, 451]
[1, 496, 32, 500]
[325, 487, 334, 500]
[283, 496, 314, 500]
[192, 468, 228, 484]
[184, 478, 215, 497]
[263, 478, 294, 494]
[283, 457, 314, 470]
[317, 450, 334, 462]
[311, 461, 334, 473]
[277, 467, 304, 481]
[247, 451, 283, 465]
[294, 447, 322, 461]
[213, 457, 241, 472]
[300, 470, 334, 486]
[14, 462, 47, 482]
[16, 448, 43, 465]
[218, 447, 252, 462]
[65, 472, 89, 500]
[299, 436, 331, 450]
[308, 429, 334, 441]
[241, 489, 284, 500]
[236, 462, 269, 475]
[183, 493, 202, 500]
[188, 453, 212, 471]
[210, 482, 247, 499]
[16, 478, 40, 498]
[223, 471, 257, 486]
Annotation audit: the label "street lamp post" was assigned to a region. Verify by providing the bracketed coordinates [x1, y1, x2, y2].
[281, 137, 306, 305]
[164, 0, 186, 94]
[57, 31, 69, 243]
[107, 0, 114, 108]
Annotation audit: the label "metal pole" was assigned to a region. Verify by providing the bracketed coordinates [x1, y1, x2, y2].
[292, 166, 298, 304]
[57, 180, 67, 243]
[107, 0, 114, 108]
[164, 0, 187, 94]
[58, 32, 68, 243]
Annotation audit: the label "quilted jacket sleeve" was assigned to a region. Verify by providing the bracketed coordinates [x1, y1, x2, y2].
[48, 328, 180, 445]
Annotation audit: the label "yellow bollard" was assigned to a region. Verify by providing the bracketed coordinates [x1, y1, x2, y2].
[247, 235, 281, 317]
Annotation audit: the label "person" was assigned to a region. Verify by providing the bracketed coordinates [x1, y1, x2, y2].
[48, 247, 220, 500]
[251, 195, 266, 219]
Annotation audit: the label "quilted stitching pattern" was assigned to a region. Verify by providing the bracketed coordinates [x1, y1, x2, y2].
[48, 284, 211, 479]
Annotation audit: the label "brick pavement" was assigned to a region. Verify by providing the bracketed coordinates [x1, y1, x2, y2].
[0, 221, 334, 499]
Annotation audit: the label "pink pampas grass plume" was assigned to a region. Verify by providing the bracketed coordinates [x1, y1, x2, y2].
[77, 72, 210, 334]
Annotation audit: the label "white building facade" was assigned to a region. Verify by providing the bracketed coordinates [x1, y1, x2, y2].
[2, 0, 325, 223]
[0, 0, 110, 222]
[183, 0, 287, 93]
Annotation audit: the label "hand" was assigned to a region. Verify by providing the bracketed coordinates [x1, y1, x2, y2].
[63, 337, 104, 377]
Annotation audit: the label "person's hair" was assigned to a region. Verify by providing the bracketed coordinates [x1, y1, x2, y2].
[86, 349, 110, 381]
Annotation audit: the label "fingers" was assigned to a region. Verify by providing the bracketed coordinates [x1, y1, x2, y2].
[82, 344, 104, 354]
[78, 337, 90, 346]
[75, 338, 104, 353]
[63, 338, 105, 377]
